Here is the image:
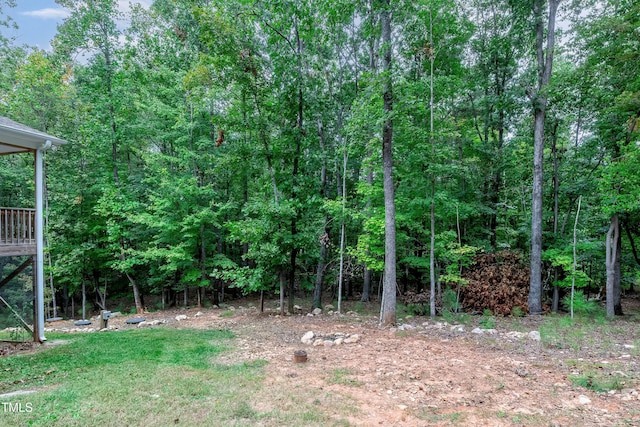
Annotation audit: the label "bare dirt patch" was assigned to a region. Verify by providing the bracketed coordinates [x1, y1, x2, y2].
[23, 299, 640, 425]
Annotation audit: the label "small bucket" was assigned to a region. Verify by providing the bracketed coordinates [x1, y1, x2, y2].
[293, 350, 308, 363]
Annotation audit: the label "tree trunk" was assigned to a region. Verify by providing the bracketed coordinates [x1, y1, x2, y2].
[528, 0, 559, 315]
[380, 0, 396, 326]
[314, 119, 328, 309]
[606, 215, 619, 317]
[429, 8, 436, 319]
[314, 233, 327, 309]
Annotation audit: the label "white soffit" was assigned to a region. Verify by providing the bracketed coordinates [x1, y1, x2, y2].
[0, 116, 67, 155]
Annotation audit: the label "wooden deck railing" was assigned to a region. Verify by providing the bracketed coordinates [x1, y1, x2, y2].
[0, 208, 36, 253]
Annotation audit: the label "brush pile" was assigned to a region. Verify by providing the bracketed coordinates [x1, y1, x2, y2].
[460, 251, 530, 315]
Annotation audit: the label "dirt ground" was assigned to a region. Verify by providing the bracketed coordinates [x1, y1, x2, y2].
[13, 298, 640, 426]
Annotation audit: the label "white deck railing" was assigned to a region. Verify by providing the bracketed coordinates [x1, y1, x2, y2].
[0, 207, 36, 247]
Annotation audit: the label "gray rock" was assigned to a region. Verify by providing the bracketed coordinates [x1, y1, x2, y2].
[312, 308, 322, 315]
[471, 327, 484, 334]
[577, 395, 591, 405]
[325, 304, 335, 310]
[528, 331, 541, 341]
[344, 334, 360, 344]
[323, 340, 335, 347]
[313, 339, 324, 347]
[301, 331, 315, 345]
[175, 314, 188, 321]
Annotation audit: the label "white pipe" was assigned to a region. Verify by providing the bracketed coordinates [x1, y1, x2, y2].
[34, 140, 51, 342]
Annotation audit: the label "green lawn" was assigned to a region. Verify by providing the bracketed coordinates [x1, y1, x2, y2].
[0, 328, 350, 426]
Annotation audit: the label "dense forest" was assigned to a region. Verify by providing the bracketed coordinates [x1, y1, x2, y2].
[0, 0, 638, 324]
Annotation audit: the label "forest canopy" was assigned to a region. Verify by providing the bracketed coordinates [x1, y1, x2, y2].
[0, 0, 638, 322]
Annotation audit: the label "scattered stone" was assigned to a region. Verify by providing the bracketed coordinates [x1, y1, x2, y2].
[528, 331, 541, 341]
[325, 304, 335, 310]
[229, 306, 236, 311]
[109, 312, 122, 318]
[195, 311, 203, 317]
[334, 338, 344, 345]
[623, 344, 636, 349]
[294, 305, 302, 311]
[138, 319, 165, 328]
[471, 328, 484, 334]
[323, 340, 335, 347]
[344, 334, 360, 344]
[212, 305, 219, 309]
[312, 308, 322, 315]
[301, 331, 315, 345]
[506, 331, 527, 339]
[397, 404, 408, 410]
[306, 313, 313, 317]
[578, 395, 591, 405]
[485, 329, 498, 334]
[175, 314, 188, 321]
[328, 310, 334, 315]
[313, 339, 324, 347]
[398, 324, 415, 331]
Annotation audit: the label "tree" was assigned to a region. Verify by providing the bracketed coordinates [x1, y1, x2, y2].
[528, 0, 560, 315]
[379, 0, 396, 325]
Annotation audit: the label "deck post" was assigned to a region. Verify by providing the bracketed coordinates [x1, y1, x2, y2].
[34, 141, 51, 342]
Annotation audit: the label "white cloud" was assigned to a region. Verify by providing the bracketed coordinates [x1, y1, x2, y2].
[21, 8, 70, 20]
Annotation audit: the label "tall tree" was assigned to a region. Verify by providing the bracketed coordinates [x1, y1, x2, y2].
[379, 0, 396, 325]
[528, 0, 560, 315]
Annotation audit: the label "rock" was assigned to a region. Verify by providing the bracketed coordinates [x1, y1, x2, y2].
[485, 329, 498, 334]
[212, 305, 219, 309]
[505, 331, 526, 339]
[312, 308, 322, 315]
[137, 321, 152, 328]
[313, 339, 324, 347]
[471, 328, 484, 334]
[578, 395, 591, 405]
[323, 340, 335, 347]
[195, 311, 203, 317]
[528, 331, 541, 341]
[306, 313, 314, 317]
[334, 338, 344, 345]
[325, 304, 335, 310]
[328, 310, 334, 315]
[623, 344, 636, 349]
[175, 314, 188, 321]
[228, 306, 236, 311]
[344, 334, 360, 344]
[397, 405, 408, 410]
[294, 305, 302, 311]
[301, 331, 315, 345]
[109, 312, 122, 318]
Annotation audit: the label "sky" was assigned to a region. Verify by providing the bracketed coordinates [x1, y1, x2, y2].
[5, 1, 151, 51]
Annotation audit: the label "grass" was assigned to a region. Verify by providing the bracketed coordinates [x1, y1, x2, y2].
[0, 328, 351, 426]
[569, 372, 624, 393]
[328, 368, 362, 387]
